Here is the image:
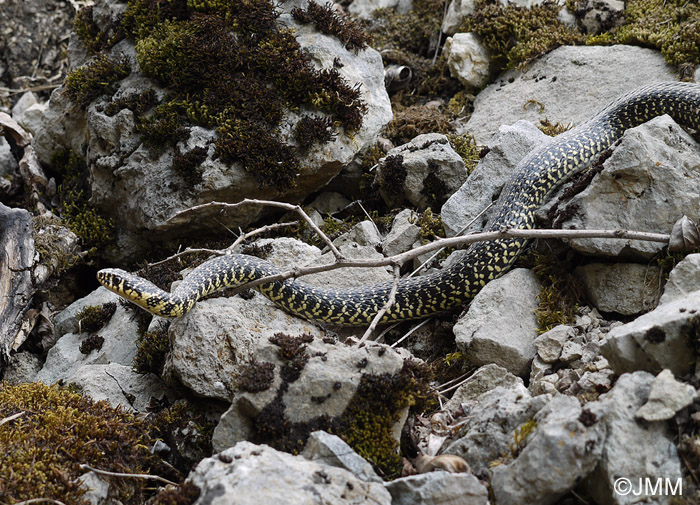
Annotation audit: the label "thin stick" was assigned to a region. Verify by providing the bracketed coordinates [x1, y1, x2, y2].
[169, 199, 344, 260]
[217, 227, 670, 292]
[147, 221, 298, 268]
[358, 264, 401, 344]
[0, 411, 25, 426]
[390, 318, 431, 348]
[79, 464, 177, 487]
[8, 499, 67, 505]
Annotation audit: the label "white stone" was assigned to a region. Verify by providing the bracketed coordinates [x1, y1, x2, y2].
[385, 471, 489, 505]
[636, 369, 696, 422]
[445, 363, 523, 411]
[533, 325, 575, 363]
[302, 431, 381, 483]
[382, 209, 421, 256]
[454, 268, 541, 377]
[659, 253, 700, 305]
[444, 33, 491, 89]
[348, 0, 412, 18]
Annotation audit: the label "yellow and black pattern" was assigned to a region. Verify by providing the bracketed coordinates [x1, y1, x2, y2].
[98, 82, 700, 326]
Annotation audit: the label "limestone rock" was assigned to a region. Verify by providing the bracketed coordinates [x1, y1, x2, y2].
[32, 1, 392, 262]
[376, 134, 468, 211]
[460, 45, 676, 144]
[583, 372, 683, 505]
[559, 115, 700, 258]
[443, 33, 491, 89]
[491, 396, 606, 505]
[3, 351, 42, 385]
[302, 431, 382, 483]
[454, 268, 541, 377]
[659, 253, 700, 305]
[600, 289, 700, 376]
[37, 288, 140, 384]
[635, 369, 696, 422]
[571, 0, 625, 34]
[382, 209, 421, 257]
[348, 0, 412, 18]
[533, 325, 576, 364]
[187, 442, 392, 505]
[441, 121, 548, 236]
[66, 363, 174, 412]
[334, 220, 382, 248]
[385, 471, 489, 505]
[575, 263, 662, 315]
[444, 363, 523, 411]
[443, 383, 551, 473]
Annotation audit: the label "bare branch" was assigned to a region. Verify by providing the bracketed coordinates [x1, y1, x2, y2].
[148, 221, 298, 268]
[168, 199, 344, 260]
[358, 264, 401, 345]
[0, 411, 25, 426]
[220, 227, 671, 293]
[79, 464, 177, 487]
[9, 499, 67, 505]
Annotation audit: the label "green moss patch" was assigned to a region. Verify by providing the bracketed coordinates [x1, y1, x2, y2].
[65, 53, 130, 107]
[292, 0, 370, 51]
[586, 0, 700, 68]
[463, 0, 583, 70]
[133, 326, 171, 375]
[76, 302, 117, 333]
[0, 382, 170, 504]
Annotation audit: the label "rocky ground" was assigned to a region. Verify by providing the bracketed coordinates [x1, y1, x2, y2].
[2, 0, 700, 504]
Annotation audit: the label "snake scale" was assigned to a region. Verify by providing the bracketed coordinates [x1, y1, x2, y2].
[98, 82, 700, 326]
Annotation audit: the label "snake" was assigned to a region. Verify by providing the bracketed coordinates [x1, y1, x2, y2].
[97, 82, 700, 326]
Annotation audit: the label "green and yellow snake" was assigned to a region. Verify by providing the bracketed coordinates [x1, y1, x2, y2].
[98, 82, 700, 325]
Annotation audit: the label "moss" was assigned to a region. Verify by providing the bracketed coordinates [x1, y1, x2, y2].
[526, 250, 582, 334]
[79, 334, 105, 354]
[0, 382, 170, 504]
[538, 118, 573, 137]
[32, 217, 82, 277]
[510, 419, 537, 457]
[65, 53, 130, 107]
[417, 208, 445, 244]
[76, 302, 117, 333]
[133, 327, 170, 375]
[105, 88, 158, 116]
[463, 0, 584, 70]
[586, 0, 700, 67]
[172, 146, 207, 186]
[377, 154, 407, 195]
[150, 481, 201, 505]
[447, 133, 480, 174]
[384, 105, 455, 146]
[51, 149, 115, 253]
[292, 0, 370, 51]
[294, 114, 336, 150]
[119, 0, 368, 189]
[238, 359, 276, 393]
[74, 5, 126, 54]
[371, 0, 445, 56]
[147, 401, 214, 474]
[269, 332, 314, 383]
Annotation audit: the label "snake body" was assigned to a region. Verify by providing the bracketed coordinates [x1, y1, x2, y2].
[98, 82, 700, 325]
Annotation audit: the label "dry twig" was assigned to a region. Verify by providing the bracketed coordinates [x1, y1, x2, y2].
[79, 464, 177, 487]
[358, 264, 401, 344]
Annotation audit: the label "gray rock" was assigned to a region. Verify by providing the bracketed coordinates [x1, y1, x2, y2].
[0, 136, 18, 178]
[573, 0, 625, 34]
[188, 442, 392, 505]
[460, 45, 676, 144]
[444, 33, 491, 89]
[212, 335, 409, 452]
[636, 369, 696, 422]
[304, 242, 394, 288]
[385, 471, 488, 505]
[376, 134, 468, 211]
[66, 363, 174, 412]
[37, 288, 140, 384]
[334, 220, 382, 248]
[302, 431, 381, 483]
[559, 115, 700, 258]
[583, 372, 683, 505]
[3, 351, 42, 384]
[575, 263, 662, 315]
[77, 471, 111, 505]
[165, 293, 323, 401]
[254, 237, 322, 271]
[600, 288, 700, 376]
[382, 209, 421, 256]
[441, 121, 548, 236]
[491, 396, 606, 505]
[659, 253, 700, 305]
[533, 325, 576, 363]
[310, 192, 351, 215]
[16, 101, 48, 136]
[443, 383, 551, 473]
[33, 2, 392, 262]
[348, 0, 412, 18]
[10, 91, 37, 123]
[445, 363, 524, 411]
[442, 0, 477, 35]
[454, 268, 541, 377]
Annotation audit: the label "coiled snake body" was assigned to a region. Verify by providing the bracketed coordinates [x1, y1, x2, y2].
[98, 82, 700, 325]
